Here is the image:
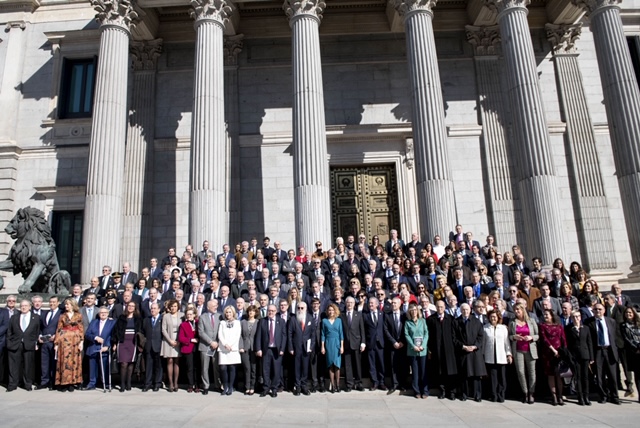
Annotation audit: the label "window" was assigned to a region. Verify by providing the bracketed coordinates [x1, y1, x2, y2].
[51, 210, 83, 284]
[58, 57, 97, 119]
[627, 36, 640, 87]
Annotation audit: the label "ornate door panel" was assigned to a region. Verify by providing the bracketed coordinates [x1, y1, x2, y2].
[330, 165, 400, 245]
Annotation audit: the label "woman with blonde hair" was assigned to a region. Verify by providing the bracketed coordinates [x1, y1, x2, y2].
[508, 303, 539, 404]
[218, 306, 242, 395]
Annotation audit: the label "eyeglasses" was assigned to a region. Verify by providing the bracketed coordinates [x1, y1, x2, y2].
[358, 295, 366, 298]
[509, 290, 518, 293]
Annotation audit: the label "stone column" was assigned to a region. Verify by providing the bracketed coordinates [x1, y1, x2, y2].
[81, 0, 138, 282]
[465, 25, 519, 251]
[189, 0, 231, 252]
[488, 0, 565, 263]
[224, 35, 243, 244]
[546, 23, 617, 271]
[391, 0, 457, 242]
[573, 0, 640, 277]
[121, 39, 162, 273]
[0, 21, 27, 143]
[284, 0, 332, 249]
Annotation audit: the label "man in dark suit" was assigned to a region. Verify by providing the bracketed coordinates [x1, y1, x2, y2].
[0, 295, 17, 386]
[287, 302, 315, 396]
[149, 258, 163, 280]
[142, 302, 163, 391]
[611, 283, 632, 307]
[83, 277, 105, 300]
[403, 263, 427, 295]
[384, 229, 405, 255]
[98, 265, 114, 291]
[450, 267, 471, 301]
[453, 303, 486, 401]
[6, 299, 40, 391]
[255, 304, 287, 397]
[383, 297, 406, 392]
[83, 307, 116, 390]
[341, 297, 366, 392]
[308, 298, 325, 393]
[38, 296, 61, 390]
[364, 297, 386, 390]
[218, 285, 236, 312]
[141, 288, 163, 319]
[489, 254, 513, 285]
[427, 300, 458, 399]
[585, 304, 620, 404]
[81, 293, 99, 332]
[533, 284, 562, 317]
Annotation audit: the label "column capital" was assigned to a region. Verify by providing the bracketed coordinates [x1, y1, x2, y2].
[130, 39, 163, 71]
[283, 0, 326, 24]
[484, 0, 530, 14]
[190, 0, 233, 26]
[546, 23, 582, 55]
[391, 0, 437, 18]
[91, 0, 139, 31]
[5, 21, 27, 32]
[224, 34, 244, 66]
[572, 0, 621, 16]
[466, 25, 501, 56]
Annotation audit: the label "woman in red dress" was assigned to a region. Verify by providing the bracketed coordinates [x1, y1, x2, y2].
[539, 309, 568, 406]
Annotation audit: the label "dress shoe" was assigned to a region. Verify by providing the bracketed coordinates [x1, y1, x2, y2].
[584, 397, 591, 406]
[6, 387, 16, 392]
[421, 395, 428, 399]
[226, 388, 233, 396]
[449, 392, 456, 401]
[497, 398, 505, 403]
[610, 398, 621, 405]
[271, 390, 278, 398]
[415, 393, 421, 399]
[277, 387, 284, 393]
[195, 388, 201, 393]
[84, 386, 97, 391]
[345, 387, 352, 393]
[141, 387, 149, 392]
[597, 397, 606, 404]
[119, 389, 125, 393]
[202, 389, 208, 395]
[293, 389, 300, 396]
[187, 387, 194, 393]
[490, 397, 496, 402]
[370, 384, 378, 392]
[68, 386, 75, 392]
[387, 388, 396, 395]
[460, 394, 467, 401]
[260, 390, 268, 397]
[302, 389, 311, 396]
[474, 397, 482, 403]
[356, 385, 364, 392]
[153, 387, 160, 392]
[578, 397, 585, 406]
[35, 384, 46, 390]
[438, 391, 446, 399]
[378, 385, 387, 391]
[527, 394, 534, 404]
[318, 385, 325, 393]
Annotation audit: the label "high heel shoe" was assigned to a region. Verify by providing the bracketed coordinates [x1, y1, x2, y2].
[551, 395, 558, 406]
[334, 383, 341, 393]
[557, 394, 564, 406]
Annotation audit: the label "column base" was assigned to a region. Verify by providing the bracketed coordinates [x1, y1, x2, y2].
[588, 269, 625, 288]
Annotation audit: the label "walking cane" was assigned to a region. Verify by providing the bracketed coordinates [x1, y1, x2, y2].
[99, 347, 106, 393]
[108, 348, 112, 392]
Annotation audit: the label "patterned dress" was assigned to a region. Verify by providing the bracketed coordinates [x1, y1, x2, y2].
[54, 312, 84, 386]
[539, 323, 567, 376]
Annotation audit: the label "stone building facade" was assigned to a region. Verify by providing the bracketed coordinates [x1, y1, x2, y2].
[1, 0, 640, 285]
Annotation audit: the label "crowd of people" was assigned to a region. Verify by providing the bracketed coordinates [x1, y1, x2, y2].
[1, 228, 639, 406]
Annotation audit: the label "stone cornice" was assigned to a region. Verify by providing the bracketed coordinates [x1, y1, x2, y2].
[131, 38, 163, 71]
[572, 0, 621, 16]
[391, 0, 438, 17]
[189, 0, 232, 25]
[224, 34, 244, 66]
[283, 0, 327, 23]
[91, 0, 139, 30]
[484, 0, 530, 14]
[0, 0, 39, 14]
[465, 25, 501, 56]
[546, 23, 582, 54]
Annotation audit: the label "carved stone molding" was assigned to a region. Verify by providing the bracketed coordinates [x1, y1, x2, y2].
[484, 0, 530, 14]
[546, 23, 582, 54]
[404, 138, 414, 169]
[572, 0, 621, 15]
[131, 39, 163, 71]
[283, 0, 327, 22]
[391, 0, 437, 17]
[91, 0, 139, 30]
[5, 21, 26, 32]
[190, 0, 232, 24]
[466, 25, 501, 56]
[224, 34, 244, 66]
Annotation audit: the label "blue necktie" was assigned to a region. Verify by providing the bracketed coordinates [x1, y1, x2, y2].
[597, 319, 606, 346]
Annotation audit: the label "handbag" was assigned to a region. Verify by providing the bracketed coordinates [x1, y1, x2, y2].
[558, 360, 573, 379]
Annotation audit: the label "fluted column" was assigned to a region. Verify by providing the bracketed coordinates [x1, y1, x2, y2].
[391, 0, 457, 242]
[284, 0, 331, 249]
[546, 23, 617, 271]
[189, 0, 231, 251]
[466, 26, 519, 251]
[573, 0, 640, 276]
[81, 0, 138, 282]
[0, 21, 27, 143]
[121, 39, 162, 272]
[488, 0, 565, 263]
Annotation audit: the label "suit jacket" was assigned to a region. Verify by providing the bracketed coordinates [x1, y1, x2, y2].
[363, 310, 385, 349]
[565, 324, 594, 361]
[0, 308, 10, 352]
[141, 299, 163, 319]
[40, 308, 61, 338]
[254, 316, 287, 354]
[83, 287, 105, 299]
[426, 313, 458, 375]
[287, 316, 316, 354]
[385, 239, 405, 255]
[533, 296, 562, 317]
[6, 313, 40, 351]
[517, 287, 542, 312]
[383, 311, 406, 346]
[143, 315, 163, 353]
[281, 258, 298, 274]
[81, 306, 99, 332]
[507, 319, 539, 359]
[198, 311, 221, 353]
[584, 316, 619, 362]
[218, 297, 236, 312]
[98, 275, 115, 290]
[340, 310, 365, 351]
[489, 264, 513, 285]
[84, 318, 116, 356]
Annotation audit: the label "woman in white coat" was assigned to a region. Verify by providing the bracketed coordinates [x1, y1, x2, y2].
[217, 306, 242, 395]
[483, 310, 512, 402]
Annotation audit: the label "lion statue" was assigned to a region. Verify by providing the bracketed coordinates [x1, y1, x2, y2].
[0, 207, 71, 295]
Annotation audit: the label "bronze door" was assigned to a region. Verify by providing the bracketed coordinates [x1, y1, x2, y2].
[330, 165, 400, 245]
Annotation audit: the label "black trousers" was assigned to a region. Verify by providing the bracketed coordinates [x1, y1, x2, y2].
[184, 352, 196, 386]
[461, 376, 482, 399]
[573, 359, 590, 397]
[262, 348, 282, 392]
[594, 347, 619, 399]
[309, 349, 325, 389]
[40, 342, 56, 387]
[145, 349, 163, 388]
[344, 348, 363, 388]
[8, 345, 35, 390]
[367, 345, 385, 386]
[388, 347, 406, 389]
[293, 351, 310, 389]
[486, 363, 507, 400]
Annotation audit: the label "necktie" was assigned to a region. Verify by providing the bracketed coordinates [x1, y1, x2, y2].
[221, 298, 226, 307]
[99, 321, 104, 336]
[152, 317, 157, 327]
[301, 320, 305, 331]
[88, 308, 93, 320]
[314, 313, 318, 324]
[618, 296, 623, 305]
[395, 313, 400, 331]
[269, 319, 275, 344]
[348, 312, 352, 326]
[373, 312, 377, 324]
[47, 311, 53, 324]
[597, 319, 606, 346]
[21, 315, 28, 331]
